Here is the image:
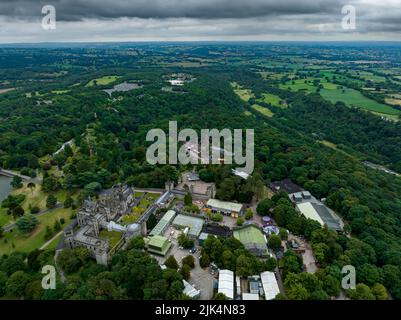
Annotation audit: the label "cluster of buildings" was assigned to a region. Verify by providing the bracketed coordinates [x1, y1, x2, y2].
[271, 178, 343, 231]
[217, 269, 280, 300]
[289, 190, 343, 231]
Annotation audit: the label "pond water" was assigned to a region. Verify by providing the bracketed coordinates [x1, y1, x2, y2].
[103, 82, 142, 96]
[0, 175, 12, 202]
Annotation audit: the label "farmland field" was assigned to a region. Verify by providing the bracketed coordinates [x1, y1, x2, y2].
[251, 104, 274, 117]
[258, 93, 288, 108]
[231, 82, 254, 102]
[320, 87, 400, 116]
[86, 75, 121, 87]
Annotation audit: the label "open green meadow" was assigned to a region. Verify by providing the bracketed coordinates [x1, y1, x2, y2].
[86, 75, 121, 87]
[320, 87, 400, 116]
[258, 93, 288, 108]
[251, 104, 274, 117]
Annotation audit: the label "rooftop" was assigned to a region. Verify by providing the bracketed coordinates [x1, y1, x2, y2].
[183, 280, 201, 299]
[270, 178, 304, 194]
[296, 202, 342, 231]
[233, 225, 268, 256]
[173, 214, 204, 238]
[218, 270, 234, 300]
[242, 293, 259, 300]
[260, 271, 280, 300]
[147, 235, 172, 255]
[233, 225, 266, 246]
[207, 199, 243, 213]
[150, 210, 176, 236]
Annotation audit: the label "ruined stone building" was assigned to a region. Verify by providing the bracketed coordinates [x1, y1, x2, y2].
[64, 185, 136, 265]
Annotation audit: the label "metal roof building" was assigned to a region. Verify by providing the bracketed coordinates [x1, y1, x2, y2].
[233, 225, 268, 257]
[207, 199, 243, 214]
[242, 293, 259, 300]
[218, 270, 234, 300]
[296, 202, 342, 231]
[172, 214, 205, 238]
[183, 280, 201, 299]
[260, 271, 280, 300]
[150, 210, 176, 236]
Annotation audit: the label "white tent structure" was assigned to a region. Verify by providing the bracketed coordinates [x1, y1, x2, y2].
[260, 271, 280, 300]
[218, 270, 234, 300]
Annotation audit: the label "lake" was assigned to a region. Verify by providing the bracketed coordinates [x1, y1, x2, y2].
[0, 175, 12, 202]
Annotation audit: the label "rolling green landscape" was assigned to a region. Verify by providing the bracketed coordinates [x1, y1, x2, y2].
[0, 42, 401, 302]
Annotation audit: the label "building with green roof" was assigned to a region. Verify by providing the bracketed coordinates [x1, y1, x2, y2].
[146, 235, 172, 256]
[233, 225, 268, 257]
[150, 210, 176, 236]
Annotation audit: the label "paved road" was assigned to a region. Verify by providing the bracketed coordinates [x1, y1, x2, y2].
[0, 168, 31, 181]
[3, 202, 62, 232]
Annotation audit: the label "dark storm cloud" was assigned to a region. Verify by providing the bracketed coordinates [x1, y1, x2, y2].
[1, 0, 401, 42]
[0, 0, 344, 21]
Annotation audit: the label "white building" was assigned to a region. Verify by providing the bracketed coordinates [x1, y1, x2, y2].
[218, 269, 234, 300]
[260, 271, 280, 300]
[242, 293, 259, 300]
[183, 280, 201, 299]
[206, 199, 244, 218]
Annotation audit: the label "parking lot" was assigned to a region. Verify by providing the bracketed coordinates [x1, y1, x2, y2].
[151, 225, 215, 300]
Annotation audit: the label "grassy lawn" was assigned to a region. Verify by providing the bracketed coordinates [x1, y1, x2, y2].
[134, 191, 145, 198]
[11, 183, 71, 212]
[231, 82, 255, 102]
[0, 207, 73, 255]
[44, 233, 63, 251]
[0, 207, 11, 226]
[147, 193, 161, 201]
[258, 93, 288, 108]
[86, 75, 121, 87]
[99, 230, 122, 248]
[251, 104, 274, 117]
[0, 183, 78, 229]
[122, 192, 159, 225]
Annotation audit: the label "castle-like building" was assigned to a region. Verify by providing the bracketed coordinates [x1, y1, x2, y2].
[64, 185, 138, 265]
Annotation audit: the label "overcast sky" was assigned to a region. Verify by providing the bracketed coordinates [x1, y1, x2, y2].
[0, 0, 401, 43]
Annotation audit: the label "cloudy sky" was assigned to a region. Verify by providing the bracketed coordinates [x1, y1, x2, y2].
[0, 0, 401, 43]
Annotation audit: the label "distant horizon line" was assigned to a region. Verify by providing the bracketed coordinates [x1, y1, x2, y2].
[2, 40, 401, 46]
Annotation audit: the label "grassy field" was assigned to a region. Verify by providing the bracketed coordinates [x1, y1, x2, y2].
[52, 90, 70, 94]
[320, 87, 401, 116]
[0, 207, 73, 255]
[251, 104, 274, 117]
[0, 183, 76, 228]
[231, 82, 255, 102]
[0, 208, 11, 226]
[86, 75, 121, 87]
[258, 93, 288, 108]
[280, 77, 400, 117]
[279, 78, 317, 92]
[99, 230, 122, 248]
